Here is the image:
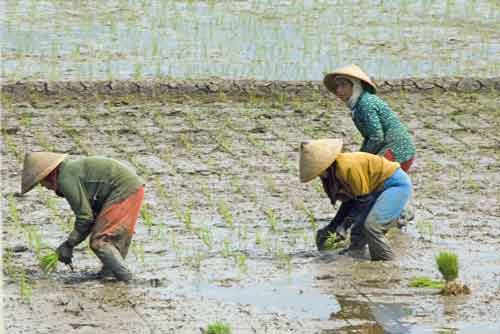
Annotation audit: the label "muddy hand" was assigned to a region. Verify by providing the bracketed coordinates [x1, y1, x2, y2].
[56, 241, 74, 266]
[315, 226, 332, 251]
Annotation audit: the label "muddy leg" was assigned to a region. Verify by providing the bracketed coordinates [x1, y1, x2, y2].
[90, 233, 132, 282]
[363, 169, 412, 261]
[364, 216, 397, 261]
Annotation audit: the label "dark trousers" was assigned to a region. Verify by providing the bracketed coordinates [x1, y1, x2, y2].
[327, 192, 382, 249]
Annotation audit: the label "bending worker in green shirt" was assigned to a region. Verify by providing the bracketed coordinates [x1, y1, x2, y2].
[300, 139, 412, 261]
[21, 152, 145, 281]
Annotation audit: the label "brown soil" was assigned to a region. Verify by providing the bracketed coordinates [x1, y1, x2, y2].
[2, 89, 500, 334]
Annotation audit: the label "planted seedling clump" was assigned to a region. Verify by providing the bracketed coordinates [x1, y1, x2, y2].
[204, 321, 231, 334]
[435, 251, 470, 295]
[436, 251, 458, 282]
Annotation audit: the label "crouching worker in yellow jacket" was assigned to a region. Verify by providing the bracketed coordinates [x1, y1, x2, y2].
[21, 152, 145, 281]
[299, 139, 412, 261]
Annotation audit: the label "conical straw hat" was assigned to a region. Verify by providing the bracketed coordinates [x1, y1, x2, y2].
[299, 139, 343, 183]
[21, 152, 67, 194]
[323, 64, 377, 94]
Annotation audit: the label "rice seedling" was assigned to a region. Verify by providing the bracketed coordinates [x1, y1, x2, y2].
[313, 180, 324, 195]
[8, 194, 21, 227]
[238, 225, 248, 243]
[198, 227, 213, 251]
[134, 63, 143, 80]
[140, 204, 154, 231]
[170, 229, 181, 255]
[154, 176, 169, 202]
[132, 241, 146, 266]
[436, 251, 458, 282]
[179, 133, 192, 152]
[200, 182, 213, 204]
[302, 206, 317, 230]
[39, 249, 59, 273]
[416, 219, 433, 240]
[409, 277, 444, 289]
[221, 238, 231, 258]
[188, 251, 204, 272]
[19, 272, 32, 303]
[265, 208, 278, 233]
[187, 112, 199, 129]
[234, 253, 248, 274]
[3, 249, 16, 278]
[255, 229, 263, 246]
[322, 232, 342, 250]
[275, 248, 292, 274]
[25, 225, 43, 257]
[217, 201, 234, 229]
[205, 321, 231, 334]
[182, 207, 193, 230]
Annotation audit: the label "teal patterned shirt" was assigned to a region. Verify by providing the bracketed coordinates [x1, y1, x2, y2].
[351, 92, 416, 163]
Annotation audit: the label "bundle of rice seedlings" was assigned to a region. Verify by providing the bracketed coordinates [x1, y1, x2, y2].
[39, 250, 59, 273]
[205, 321, 231, 334]
[409, 276, 444, 289]
[435, 251, 458, 282]
[435, 251, 470, 295]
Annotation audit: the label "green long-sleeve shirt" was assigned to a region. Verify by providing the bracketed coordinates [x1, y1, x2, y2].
[57, 157, 143, 246]
[352, 92, 416, 163]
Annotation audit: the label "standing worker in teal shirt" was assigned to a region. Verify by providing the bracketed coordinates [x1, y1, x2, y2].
[323, 64, 416, 171]
[21, 152, 145, 282]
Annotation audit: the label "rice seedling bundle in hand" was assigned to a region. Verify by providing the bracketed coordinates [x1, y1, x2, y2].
[39, 250, 59, 273]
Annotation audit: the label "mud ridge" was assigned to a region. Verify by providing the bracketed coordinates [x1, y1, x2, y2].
[2, 77, 499, 101]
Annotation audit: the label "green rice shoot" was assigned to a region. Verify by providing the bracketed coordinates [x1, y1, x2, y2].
[409, 276, 444, 289]
[39, 250, 59, 273]
[206, 321, 231, 334]
[323, 232, 343, 250]
[435, 251, 459, 282]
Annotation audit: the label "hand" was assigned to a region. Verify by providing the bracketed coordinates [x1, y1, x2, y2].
[315, 226, 332, 251]
[56, 241, 73, 265]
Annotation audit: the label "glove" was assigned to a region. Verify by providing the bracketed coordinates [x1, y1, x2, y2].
[56, 241, 74, 265]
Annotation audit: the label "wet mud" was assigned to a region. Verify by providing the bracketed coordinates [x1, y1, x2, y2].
[2, 89, 500, 333]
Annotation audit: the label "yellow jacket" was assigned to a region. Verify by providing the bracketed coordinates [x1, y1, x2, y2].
[335, 152, 399, 197]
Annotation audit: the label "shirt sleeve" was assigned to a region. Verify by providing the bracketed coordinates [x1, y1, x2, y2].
[59, 178, 94, 247]
[358, 104, 385, 154]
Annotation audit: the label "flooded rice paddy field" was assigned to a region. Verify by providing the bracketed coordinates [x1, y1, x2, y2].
[2, 90, 500, 333]
[2, 0, 500, 81]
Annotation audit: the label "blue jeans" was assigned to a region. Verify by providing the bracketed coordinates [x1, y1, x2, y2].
[371, 168, 413, 224]
[364, 168, 413, 260]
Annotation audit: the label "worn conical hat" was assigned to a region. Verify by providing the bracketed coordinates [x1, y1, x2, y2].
[21, 152, 67, 194]
[323, 64, 377, 94]
[299, 139, 343, 183]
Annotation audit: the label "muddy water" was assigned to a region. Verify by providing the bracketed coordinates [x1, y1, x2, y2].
[2, 91, 500, 333]
[2, 0, 499, 81]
